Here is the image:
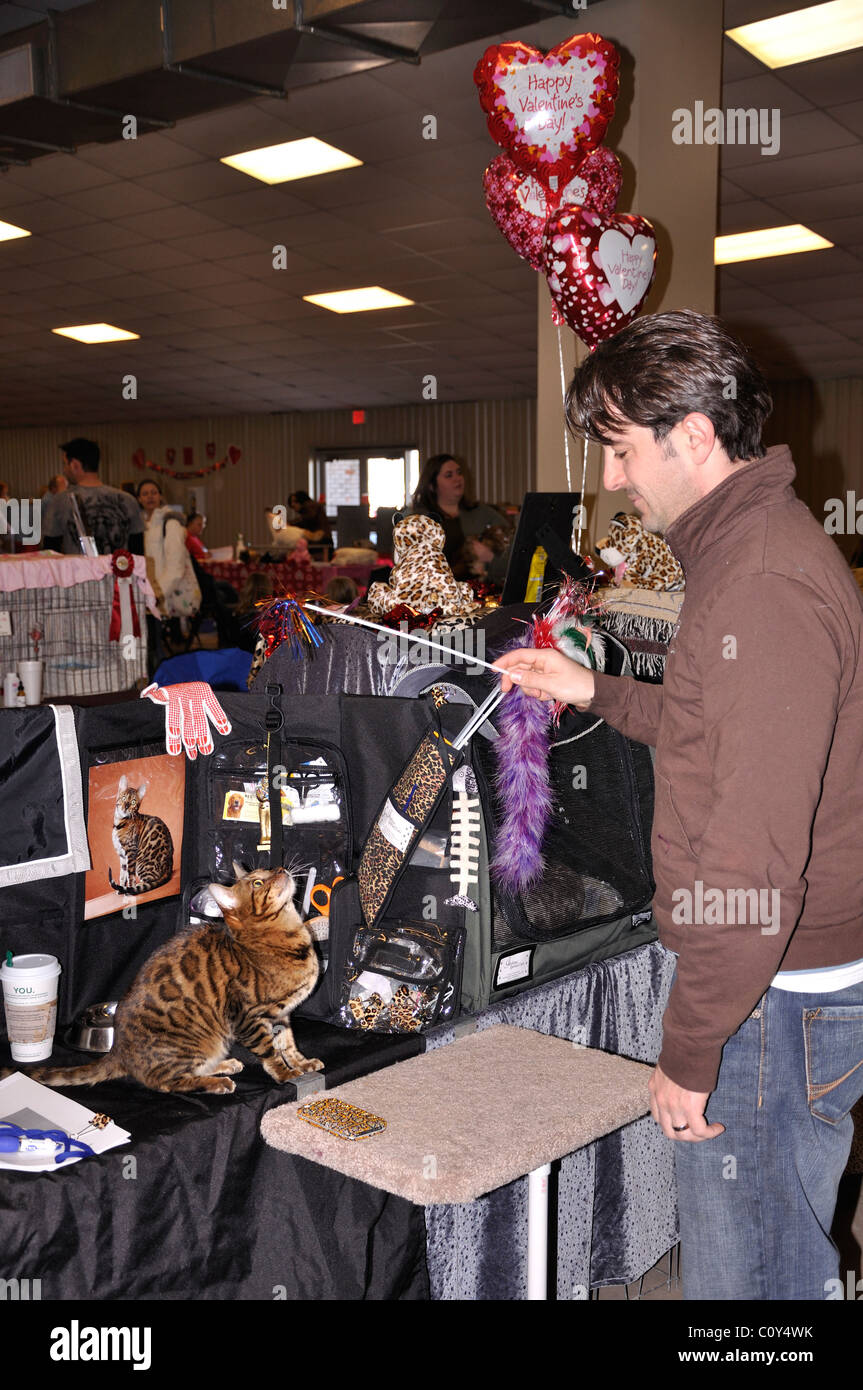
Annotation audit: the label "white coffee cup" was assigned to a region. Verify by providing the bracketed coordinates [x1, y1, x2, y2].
[1, 953, 62, 1062]
[17, 660, 42, 706]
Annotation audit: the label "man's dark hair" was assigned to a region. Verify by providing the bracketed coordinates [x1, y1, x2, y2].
[565, 310, 773, 461]
[60, 437, 100, 472]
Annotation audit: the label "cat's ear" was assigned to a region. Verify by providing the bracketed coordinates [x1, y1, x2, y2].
[232, 860, 248, 882]
[137, 780, 147, 798]
[118, 774, 128, 791]
[208, 881, 237, 915]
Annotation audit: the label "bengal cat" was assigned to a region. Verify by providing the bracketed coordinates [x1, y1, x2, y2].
[23, 865, 323, 1094]
[107, 774, 173, 895]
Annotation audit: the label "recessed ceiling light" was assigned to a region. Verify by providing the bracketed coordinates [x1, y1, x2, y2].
[52, 323, 140, 343]
[303, 287, 415, 314]
[0, 219, 30, 242]
[715, 225, 833, 265]
[726, 0, 863, 68]
[220, 137, 362, 184]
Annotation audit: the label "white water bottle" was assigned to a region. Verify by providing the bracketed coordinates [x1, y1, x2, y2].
[4, 671, 19, 708]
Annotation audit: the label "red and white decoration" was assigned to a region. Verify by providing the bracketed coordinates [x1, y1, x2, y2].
[475, 31, 657, 350]
[543, 208, 657, 349]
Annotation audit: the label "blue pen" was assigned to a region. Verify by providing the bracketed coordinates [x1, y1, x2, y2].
[0, 1122, 94, 1163]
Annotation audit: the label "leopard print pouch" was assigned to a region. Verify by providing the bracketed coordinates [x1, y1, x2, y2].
[358, 724, 461, 930]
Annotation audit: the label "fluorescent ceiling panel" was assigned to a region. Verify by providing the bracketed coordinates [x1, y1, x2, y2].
[726, 0, 863, 68]
[52, 323, 140, 343]
[0, 219, 30, 242]
[715, 224, 833, 264]
[220, 137, 362, 184]
[303, 287, 415, 313]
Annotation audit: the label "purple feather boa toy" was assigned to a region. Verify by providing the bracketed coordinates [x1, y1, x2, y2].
[489, 632, 554, 892]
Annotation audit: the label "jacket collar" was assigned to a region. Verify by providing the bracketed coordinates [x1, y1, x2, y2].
[664, 444, 796, 573]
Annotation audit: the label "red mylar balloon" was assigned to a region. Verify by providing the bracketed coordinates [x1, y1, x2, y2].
[483, 147, 623, 270]
[474, 35, 619, 192]
[543, 206, 657, 348]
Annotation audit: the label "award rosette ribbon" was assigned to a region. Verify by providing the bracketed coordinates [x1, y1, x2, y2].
[109, 549, 141, 657]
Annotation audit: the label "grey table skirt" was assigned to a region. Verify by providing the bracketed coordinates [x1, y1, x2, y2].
[422, 940, 678, 1300]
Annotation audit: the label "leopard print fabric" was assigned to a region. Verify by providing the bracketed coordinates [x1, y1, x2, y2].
[358, 729, 456, 926]
[367, 514, 480, 618]
[597, 513, 684, 591]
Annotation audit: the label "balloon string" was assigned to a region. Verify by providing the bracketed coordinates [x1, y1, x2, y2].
[556, 325, 572, 493]
[576, 433, 589, 555]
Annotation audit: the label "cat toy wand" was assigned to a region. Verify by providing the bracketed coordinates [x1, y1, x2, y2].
[301, 600, 506, 676]
[257, 594, 509, 732]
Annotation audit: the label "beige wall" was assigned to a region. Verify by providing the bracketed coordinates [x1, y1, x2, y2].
[766, 377, 863, 560]
[0, 397, 534, 548]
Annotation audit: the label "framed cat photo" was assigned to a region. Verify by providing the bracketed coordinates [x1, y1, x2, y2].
[84, 753, 185, 920]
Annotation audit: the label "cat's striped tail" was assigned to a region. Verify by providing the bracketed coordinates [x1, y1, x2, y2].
[108, 869, 164, 895]
[8, 1055, 126, 1086]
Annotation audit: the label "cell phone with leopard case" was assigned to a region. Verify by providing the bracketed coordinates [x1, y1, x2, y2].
[296, 1098, 386, 1141]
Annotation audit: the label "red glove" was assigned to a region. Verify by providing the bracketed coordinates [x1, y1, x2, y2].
[141, 681, 232, 759]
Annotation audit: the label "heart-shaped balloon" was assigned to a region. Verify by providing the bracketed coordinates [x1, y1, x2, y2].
[475, 34, 619, 192]
[543, 207, 657, 348]
[483, 148, 623, 270]
[228, 445, 241, 464]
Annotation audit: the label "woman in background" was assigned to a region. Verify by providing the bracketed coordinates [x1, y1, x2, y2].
[411, 454, 506, 579]
[185, 511, 210, 562]
[137, 479, 200, 627]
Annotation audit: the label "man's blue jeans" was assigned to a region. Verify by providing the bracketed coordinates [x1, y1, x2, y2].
[674, 978, 863, 1300]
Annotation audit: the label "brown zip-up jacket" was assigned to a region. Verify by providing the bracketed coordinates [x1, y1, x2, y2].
[587, 445, 863, 1092]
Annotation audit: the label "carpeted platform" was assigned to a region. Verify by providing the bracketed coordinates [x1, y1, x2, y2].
[261, 1024, 652, 1205]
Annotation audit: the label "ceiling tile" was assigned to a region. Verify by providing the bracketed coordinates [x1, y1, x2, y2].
[0, 156, 116, 198]
[730, 145, 863, 198]
[721, 72, 814, 118]
[774, 50, 863, 109]
[75, 131, 206, 178]
[165, 227, 273, 261]
[718, 199, 785, 234]
[720, 109, 859, 171]
[41, 222, 155, 254]
[58, 181, 177, 220]
[114, 205, 232, 240]
[196, 279, 279, 306]
[192, 186, 313, 225]
[96, 243, 200, 272]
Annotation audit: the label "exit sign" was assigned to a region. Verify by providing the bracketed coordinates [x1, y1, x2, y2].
[352, 409, 366, 425]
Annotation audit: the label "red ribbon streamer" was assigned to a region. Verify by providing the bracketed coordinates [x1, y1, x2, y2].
[109, 550, 141, 641]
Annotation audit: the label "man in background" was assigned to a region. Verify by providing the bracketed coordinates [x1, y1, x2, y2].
[42, 438, 143, 555]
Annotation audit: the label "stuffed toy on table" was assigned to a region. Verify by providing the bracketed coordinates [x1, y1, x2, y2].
[597, 513, 684, 592]
[366, 515, 480, 619]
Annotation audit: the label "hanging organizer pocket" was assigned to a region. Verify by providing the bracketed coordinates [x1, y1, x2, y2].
[206, 737, 352, 906]
[337, 919, 465, 1034]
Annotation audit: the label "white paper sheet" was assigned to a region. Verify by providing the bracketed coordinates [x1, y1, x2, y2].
[0, 1071, 131, 1172]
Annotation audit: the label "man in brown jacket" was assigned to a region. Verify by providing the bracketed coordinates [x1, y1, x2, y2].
[495, 310, 863, 1300]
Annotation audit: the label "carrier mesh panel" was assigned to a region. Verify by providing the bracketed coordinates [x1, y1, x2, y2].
[476, 710, 654, 943]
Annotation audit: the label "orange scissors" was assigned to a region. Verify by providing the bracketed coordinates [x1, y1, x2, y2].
[309, 876, 344, 916]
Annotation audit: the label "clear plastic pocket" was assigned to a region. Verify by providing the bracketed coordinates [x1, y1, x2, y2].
[338, 921, 463, 1033]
